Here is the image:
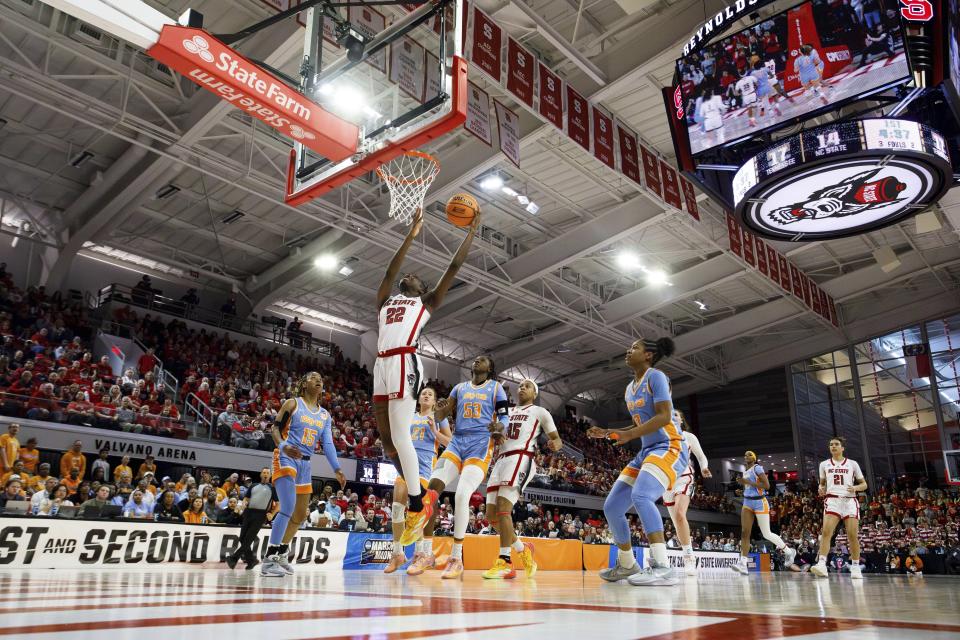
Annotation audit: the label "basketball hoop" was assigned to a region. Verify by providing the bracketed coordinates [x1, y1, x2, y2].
[376, 151, 441, 225]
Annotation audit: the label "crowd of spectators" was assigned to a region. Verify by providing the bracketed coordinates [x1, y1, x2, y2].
[770, 478, 960, 574]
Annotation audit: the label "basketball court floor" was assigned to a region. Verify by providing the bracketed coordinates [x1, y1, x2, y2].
[4, 568, 959, 639]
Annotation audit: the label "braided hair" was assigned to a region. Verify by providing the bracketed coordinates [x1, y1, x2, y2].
[643, 337, 676, 366]
[293, 371, 322, 398]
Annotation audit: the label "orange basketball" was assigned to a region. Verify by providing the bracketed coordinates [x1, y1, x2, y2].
[445, 193, 479, 227]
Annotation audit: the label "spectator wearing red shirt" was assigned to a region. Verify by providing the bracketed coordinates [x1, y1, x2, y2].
[352, 436, 374, 459]
[137, 349, 160, 376]
[66, 391, 95, 426]
[96, 356, 114, 382]
[26, 383, 58, 421]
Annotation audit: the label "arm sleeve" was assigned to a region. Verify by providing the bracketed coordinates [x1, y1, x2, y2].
[321, 417, 341, 471]
[539, 409, 558, 435]
[495, 383, 509, 428]
[684, 432, 708, 469]
[649, 371, 671, 404]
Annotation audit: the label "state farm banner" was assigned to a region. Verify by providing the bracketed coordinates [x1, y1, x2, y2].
[8, 417, 355, 480]
[349, 6, 387, 73]
[538, 62, 564, 130]
[506, 37, 535, 108]
[659, 159, 682, 210]
[617, 124, 642, 184]
[0, 518, 348, 570]
[565, 85, 590, 151]
[755, 236, 768, 276]
[470, 6, 502, 82]
[741, 226, 756, 267]
[390, 36, 426, 102]
[147, 26, 358, 162]
[640, 146, 662, 199]
[726, 214, 743, 257]
[680, 176, 700, 221]
[592, 107, 615, 169]
[494, 99, 521, 168]
[767, 245, 780, 284]
[464, 81, 493, 145]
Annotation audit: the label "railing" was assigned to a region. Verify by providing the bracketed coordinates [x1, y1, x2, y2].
[0, 392, 192, 439]
[183, 392, 215, 440]
[131, 335, 179, 402]
[95, 283, 334, 356]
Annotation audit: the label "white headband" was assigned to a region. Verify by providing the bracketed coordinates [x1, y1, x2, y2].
[521, 378, 539, 396]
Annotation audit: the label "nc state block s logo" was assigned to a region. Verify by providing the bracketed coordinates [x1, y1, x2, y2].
[899, 0, 933, 21]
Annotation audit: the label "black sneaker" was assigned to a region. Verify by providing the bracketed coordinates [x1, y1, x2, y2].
[226, 555, 238, 570]
[245, 559, 260, 571]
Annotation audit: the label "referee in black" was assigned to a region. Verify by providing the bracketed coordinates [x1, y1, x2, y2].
[227, 467, 277, 570]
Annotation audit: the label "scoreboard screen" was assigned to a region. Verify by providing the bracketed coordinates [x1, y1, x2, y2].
[674, 0, 912, 155]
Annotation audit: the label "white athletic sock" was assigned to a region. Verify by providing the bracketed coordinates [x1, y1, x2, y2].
[388, 397, 421, 497]
[817, 555, 827, 564]
[499, 546, 510, 558]
[451, 542, 463, 560]
[618, 548, 637, 568]
[393, 540, 404, 555]
[651, 543, 668, 567]
[682, 544, 693, 555]
[740, 555, 749, 565]
[511, 539, 525, 552]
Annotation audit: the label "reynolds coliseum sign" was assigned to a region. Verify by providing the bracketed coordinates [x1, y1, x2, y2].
[733, 119, 952, 241]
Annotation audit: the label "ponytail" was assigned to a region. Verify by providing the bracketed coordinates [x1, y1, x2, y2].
[644, 337, 676, 366]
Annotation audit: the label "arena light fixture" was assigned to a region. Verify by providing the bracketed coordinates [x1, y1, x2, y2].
[501, 186, 518, 197]
[517, 194, 530, 205]
[338, 264, 354, 276]
[694, 299, 708, 311]
[314, 253, 338, 271]
[525, 201, 540, 215]
[646, 269, 670, 286]
[616, 251, 641, 270]
[480, 174, 504, 191]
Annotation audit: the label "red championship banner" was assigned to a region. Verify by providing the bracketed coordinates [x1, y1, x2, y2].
[680, 176, 700, 221]
[659, 160, 682, 210]
[464, 81, 493, 145]
[766, 245, 780, 284]
[506, 38, 535, 108]
[640, 146, 662, 199]
[390, 37, 426, 102]
[592, 107, 615, 169]
[617, 124, 642, 184]
[778, 255, 791, 290]
[828, 296, 839, 326]
[810, 282, 822, 315]
[800, 273, 812, 307]
[349, 6, 387, 73]
[819, 289, 830, 320]
[741, 227, 756, 267]
[789, 264, 804, 298]
[755, 237, 768, 276]
[566, 85, 590, 151]
[726, 214, 743, 257]
[471, 7, 502, 82]
[538, 63, 564, 130]
[494, 99, 521, 168]
[147, 26, 358, 162]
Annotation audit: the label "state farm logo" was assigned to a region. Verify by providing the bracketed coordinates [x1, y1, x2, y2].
[289, 125, 316, 141]
[825, 50, 851, 63]
[182, 35, 214, 63]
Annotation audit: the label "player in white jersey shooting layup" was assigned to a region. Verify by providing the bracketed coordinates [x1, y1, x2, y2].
[374, 210, 481, 546]
[812, 436, 867, 579]
[483, 379, 563, 579]
[662, 407, 711, 576]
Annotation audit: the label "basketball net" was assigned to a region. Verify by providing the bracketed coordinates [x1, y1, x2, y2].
[376, 151, 441, 225]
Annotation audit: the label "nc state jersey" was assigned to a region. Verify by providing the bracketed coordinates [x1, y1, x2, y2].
[501, 404, 557, 456]
[819, 457, 864, 497]
[378, 294, 430, 352]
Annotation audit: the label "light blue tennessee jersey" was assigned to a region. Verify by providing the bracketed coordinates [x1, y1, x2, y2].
[624, 368, 680, 450]
[411, 412, 448, 455]
[744, 463, 766, 498]
[450, 379, 507, 435]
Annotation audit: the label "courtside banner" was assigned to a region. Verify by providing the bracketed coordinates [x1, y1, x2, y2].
[0, 518, 347, 570]
[637, 549, 768, 574]
[343, 532, 415, 570]
[147, 25, 358, 161]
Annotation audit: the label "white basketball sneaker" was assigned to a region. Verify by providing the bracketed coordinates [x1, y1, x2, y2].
[850, 564, 863, 580]
[811, 561, 829, 578]
[730, 558, 749, 575]
[783, 546, 797, 568]
[599, 562, 641, 582]
[627, 563, 677, 586]
[683, 554, 697, 577]
[260, 555, 286, 578]
[276, 553, 295, 575]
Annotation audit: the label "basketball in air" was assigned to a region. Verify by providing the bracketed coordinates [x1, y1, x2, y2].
[446, 193, 479, 227]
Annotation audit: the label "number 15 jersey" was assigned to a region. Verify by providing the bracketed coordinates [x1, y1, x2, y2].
[500, 404, 557, 456]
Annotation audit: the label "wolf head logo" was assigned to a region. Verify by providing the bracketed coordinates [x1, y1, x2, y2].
[768, 169, 907, 226]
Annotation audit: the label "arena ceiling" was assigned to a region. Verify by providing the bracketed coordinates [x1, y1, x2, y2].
[0, 0, 958, 408]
